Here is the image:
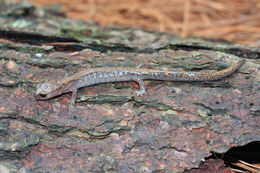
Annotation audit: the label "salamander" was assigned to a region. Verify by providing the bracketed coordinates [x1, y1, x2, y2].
[35, 59, 246, 106]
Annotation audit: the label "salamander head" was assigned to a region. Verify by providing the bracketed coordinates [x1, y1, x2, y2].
[35, 81, 63, 100]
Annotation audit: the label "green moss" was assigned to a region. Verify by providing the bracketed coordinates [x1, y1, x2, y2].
[0, 163, 18, 173]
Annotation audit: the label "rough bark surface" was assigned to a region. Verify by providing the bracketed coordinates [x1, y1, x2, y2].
[0, 1, 259, 173]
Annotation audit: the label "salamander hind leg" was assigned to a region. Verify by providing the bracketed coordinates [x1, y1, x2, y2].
[134, 78, 147, 96]
[136, 64, 143, 68]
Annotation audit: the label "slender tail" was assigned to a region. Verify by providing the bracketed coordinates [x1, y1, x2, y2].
[145, 59, 246, 81]
[207, 58, 246, 81]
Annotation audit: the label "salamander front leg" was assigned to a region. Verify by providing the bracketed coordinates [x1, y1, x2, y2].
[134, 78, 147, 96]
[69, 88, 78, 110]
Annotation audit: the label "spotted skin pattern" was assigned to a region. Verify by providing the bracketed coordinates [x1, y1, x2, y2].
[35, 59, 246, 106]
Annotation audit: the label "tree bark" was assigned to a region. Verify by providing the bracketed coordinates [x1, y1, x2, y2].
[0, 1, 259, 172]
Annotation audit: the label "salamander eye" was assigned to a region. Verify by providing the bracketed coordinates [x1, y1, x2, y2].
[39, 93, 47, 98]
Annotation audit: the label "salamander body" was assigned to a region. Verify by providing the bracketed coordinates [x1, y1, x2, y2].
[35, 59, 246, 106]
